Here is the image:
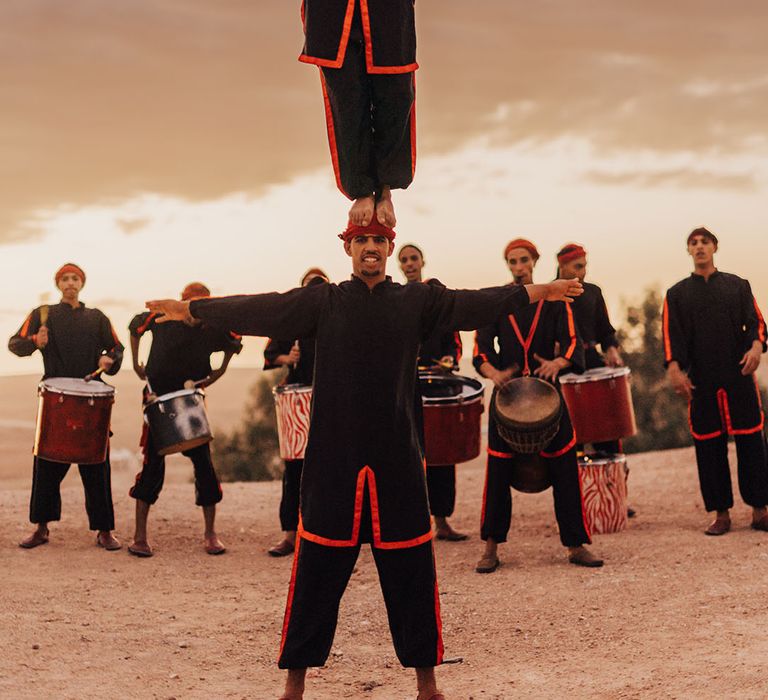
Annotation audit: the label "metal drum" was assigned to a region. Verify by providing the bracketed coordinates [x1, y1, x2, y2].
[143, 388, 212, 456]
[559, 367, 637, 444]
[578, 453, 629, 534]
[420, 373, 484, 466]
[34, 377, 115, 464]
[492, 377, 563, 454]
[273, 384, 313, 460]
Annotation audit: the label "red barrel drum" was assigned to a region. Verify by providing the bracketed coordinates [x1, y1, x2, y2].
[34, 377, 114, 464]
[273, 383, 313, 460]
[420, 373, 484, 466]
[578, 453, 629, 534]
[558, 367, 637, 445]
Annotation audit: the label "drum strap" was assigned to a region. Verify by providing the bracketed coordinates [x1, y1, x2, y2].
[508, 300, 544, 376]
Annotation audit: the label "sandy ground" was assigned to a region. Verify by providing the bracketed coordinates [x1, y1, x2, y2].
[2, 443, 768, 700]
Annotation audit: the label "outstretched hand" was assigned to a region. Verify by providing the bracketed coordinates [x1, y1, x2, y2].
[145, 299, 192, 323]
[546, 278, 583, 303]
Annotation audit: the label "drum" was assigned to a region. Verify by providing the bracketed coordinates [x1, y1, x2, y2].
[509, 453, 551, 494]
[578, 453, 628, 534]
[492, 377, 562, 454]
[143, 389, 212, 456]
[34, 377, 115, 464]
[420, 373, 484, 466]
[273, 384, 313, 460]
[559, 367, 637, 444]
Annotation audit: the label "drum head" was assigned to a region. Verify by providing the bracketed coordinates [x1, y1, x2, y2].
[41, 377, 114, 396]
[149, 388, 205, 404]
[419, 374, 484, 404]
[559, 366, 631, 384]
[273, 383, 313, 396]
[579, 453, 627, 467]
[494, 377, 561, 429]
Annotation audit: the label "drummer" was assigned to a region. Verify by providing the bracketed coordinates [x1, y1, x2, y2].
[127, 282, 242, 557]
[556, 243, 635, 516]
[145, 218, 582, 700]
[473, 239, 603, 572]
[664, 228, 768, 535]
[265, 267, 329, 558]
[8, 263, 123, 550]
[398, 244, 467, 541]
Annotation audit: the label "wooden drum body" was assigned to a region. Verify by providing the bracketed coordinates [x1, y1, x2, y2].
[579, 453, 628, 534]
[273, 384, 312, 461]
[420, 373, 484, 466]
[559, 367, 637, 445]
[144, 388, 212, 456]
[34, 377, 114, 464]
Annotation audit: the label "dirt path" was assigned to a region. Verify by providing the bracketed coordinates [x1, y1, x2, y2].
[2, 445, 767, 699]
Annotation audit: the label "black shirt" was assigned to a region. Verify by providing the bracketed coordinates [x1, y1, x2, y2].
[569, 281, 618, 370]
[9, 302, 123, 379]
[190, 276, 530, 547]
[663, 271, 766, 388]
[416, 279, 462, 369]
[129, 312, 242, 396]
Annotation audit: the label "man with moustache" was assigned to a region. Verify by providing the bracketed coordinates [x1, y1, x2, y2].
[398, 243, 466, 541]
[146, 220, 583, 700]
[127, 282, 242, 557]
[9, 263, 123, 550]
[473, 239, 602, 573]
[265, 267, 329, 558]
[300, 0, 417, 229]
[663, 227, 768, 535]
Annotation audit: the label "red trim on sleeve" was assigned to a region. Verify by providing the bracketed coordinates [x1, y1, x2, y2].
[319, 71, 351, 200]
[662, 296, 672, 363]
[19, 313, 33, 338]
[472, 333, 489, 364]
[753, 297, 767, 344]
[453, 332, 462, 363]
[109, 324, 122, 348]
[135, 313, 157, 337]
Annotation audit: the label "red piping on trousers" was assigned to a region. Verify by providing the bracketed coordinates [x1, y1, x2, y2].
[298, 466, 433, 549]
[662, 296, 672, 363]
[432, 547, 445, 664]
[279, 533, 303, 656]
[319, 71, 351, 199]
[409, 74, 417, 177]
[575, 456, 592, 544]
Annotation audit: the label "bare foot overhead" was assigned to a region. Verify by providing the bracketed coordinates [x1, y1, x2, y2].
[375, 186, 396, 227]
[349, 195, 375, 226]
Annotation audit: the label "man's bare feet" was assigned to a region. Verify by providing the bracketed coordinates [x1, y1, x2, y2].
[128, 539, 154, 557]
[415, 667, 440, 700]
[349, 195, 375, 226]
[19, 526, 49, 549]
[375, 186, 396, 227]
[204, 532, 226, 555]
[281, 668, 306, 700]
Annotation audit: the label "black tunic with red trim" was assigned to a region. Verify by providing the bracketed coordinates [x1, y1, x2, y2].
[663, 271, 766, 389]
[570, 282, 618, 370]
[9, 303, 123, 379]
[300, 0, 417, 73]
[129, 312, 242, 396]
[189, 277, 530, 546]
[473, 297, 585, 380]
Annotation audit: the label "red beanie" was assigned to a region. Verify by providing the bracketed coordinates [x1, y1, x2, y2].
[181, 282, 211, 301]
[55, 263, 86, 286]
[339, 218, 396, 242]
[504, 239, 539, 261]
[557, 243, 587, 264]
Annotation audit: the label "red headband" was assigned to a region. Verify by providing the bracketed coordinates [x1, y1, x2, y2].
[557, 243, 587, 264]
[55, 263, 86, 286]
[504, 238, 539, 261]
[339, 218, 396, 242]
[181, 282, 211, 301]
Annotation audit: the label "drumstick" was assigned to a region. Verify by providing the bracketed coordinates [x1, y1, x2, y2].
[84, 367, 105, 382]
[291, 340, 299, 370]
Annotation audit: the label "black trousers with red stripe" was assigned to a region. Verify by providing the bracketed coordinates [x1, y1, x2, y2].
[481, 411, 591, 548]
[29, 455, 115, 530]
[279, 459, 303, 531]
[690, 379, 768, 512]
[426, 465, 456, 518]
[320, 6, 415, 199]
[278, 507, 442, 669]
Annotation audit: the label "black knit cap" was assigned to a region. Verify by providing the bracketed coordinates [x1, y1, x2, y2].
[687, 227, 718, 246]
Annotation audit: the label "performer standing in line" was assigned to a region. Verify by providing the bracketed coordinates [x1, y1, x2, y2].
[663, 228, 768, 535]
[146, 220, 583, 700]
[473, 239, 603, 573]
[9, 263, 123, 550]
[300, 0, 417, 228]
[127, 282, 242, 557]
[266, 268, 329, 558]
[556, 243, 635, 517]
[398, 243, 467, 541]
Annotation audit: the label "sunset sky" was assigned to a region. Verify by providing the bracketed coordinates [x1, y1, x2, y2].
[2, 1, 767, 375]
